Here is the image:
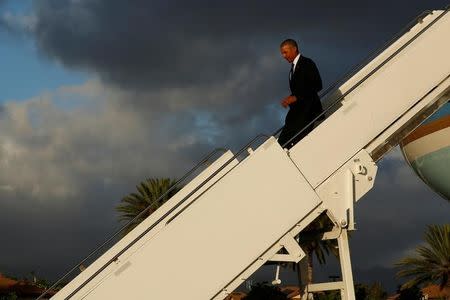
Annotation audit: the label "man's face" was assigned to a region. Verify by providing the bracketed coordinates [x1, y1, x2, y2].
[280, 44, 298, 63]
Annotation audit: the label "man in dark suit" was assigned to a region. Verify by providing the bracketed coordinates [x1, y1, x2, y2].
[278, 39, 323, 149]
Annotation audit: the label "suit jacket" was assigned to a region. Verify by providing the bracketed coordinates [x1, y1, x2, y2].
[287, 55, 323, 125]
[278, 55, 323, 148]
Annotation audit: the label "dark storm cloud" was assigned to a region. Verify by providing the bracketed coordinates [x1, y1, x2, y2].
[22, 0, 448, 141]
[1, 0, 445, 137]
[0, 174, 158, 281]
[30, 0, 448, 91]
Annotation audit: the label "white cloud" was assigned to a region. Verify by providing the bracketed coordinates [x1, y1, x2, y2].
[0, 79, 212, 202]
[1, 11, 36, 33]
[0, 48, 283, 205]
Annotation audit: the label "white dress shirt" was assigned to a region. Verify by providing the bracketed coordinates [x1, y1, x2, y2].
[292, 53, 301, 72]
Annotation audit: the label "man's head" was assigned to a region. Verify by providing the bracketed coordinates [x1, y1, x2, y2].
[280, 39, 299, 63]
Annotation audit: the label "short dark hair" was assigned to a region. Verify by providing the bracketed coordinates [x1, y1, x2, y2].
[280, 39, 298, 50]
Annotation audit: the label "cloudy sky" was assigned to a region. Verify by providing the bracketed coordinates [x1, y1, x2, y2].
[0, 0, 449, 294]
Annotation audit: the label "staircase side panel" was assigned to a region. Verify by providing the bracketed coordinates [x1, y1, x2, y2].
[52, 151, 238, 299]
[77, 138, 321, 300]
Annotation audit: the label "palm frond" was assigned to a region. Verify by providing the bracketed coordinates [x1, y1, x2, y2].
[396, 224, 450, 290]
[115, 177, 180, 235]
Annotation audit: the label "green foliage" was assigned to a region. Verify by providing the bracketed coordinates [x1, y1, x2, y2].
[25, 270, 51, 289]
[366, 282, 387, 300]
[354, 282, 387, 300]
[116, 178, 180, 234]
[298, 212, 338, 265]
[316, 290, 341, 300]
[292, 212, 339, 285]
[397, 285, 423, 300]
[355, 283, 369, 300]
[35, 277, 50, 289]
[0, 293, 18, 300]
[396, 224, 450, 290]
[243, 283, 286, 300]
[2, 273, 17, 281]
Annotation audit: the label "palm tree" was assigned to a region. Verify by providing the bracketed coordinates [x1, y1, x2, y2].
[295, 213, 339, 285]
[116, 178, 180, 234]
[396, 224, 450, 290]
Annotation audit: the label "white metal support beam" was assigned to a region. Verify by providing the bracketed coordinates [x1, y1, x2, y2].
[268, 234, 306, 263]
[302, 228, 355, 300]
[338, 229, 356, 300]
[307, 281, 344, 292]
[315, 150, 377, 229]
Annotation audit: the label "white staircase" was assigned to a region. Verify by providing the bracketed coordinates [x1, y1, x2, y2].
[44, 9, 450, 300]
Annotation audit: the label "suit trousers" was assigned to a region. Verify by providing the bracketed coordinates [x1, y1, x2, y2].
[278, 107, 315, 149]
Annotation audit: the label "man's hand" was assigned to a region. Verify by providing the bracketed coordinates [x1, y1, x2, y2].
[281, 95, 297, 108]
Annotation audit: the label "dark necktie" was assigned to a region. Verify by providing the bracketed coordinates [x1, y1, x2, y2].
[289, 63, 295, 81]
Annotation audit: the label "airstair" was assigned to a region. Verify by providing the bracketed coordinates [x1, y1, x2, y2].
[40, 8, 450, 300]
